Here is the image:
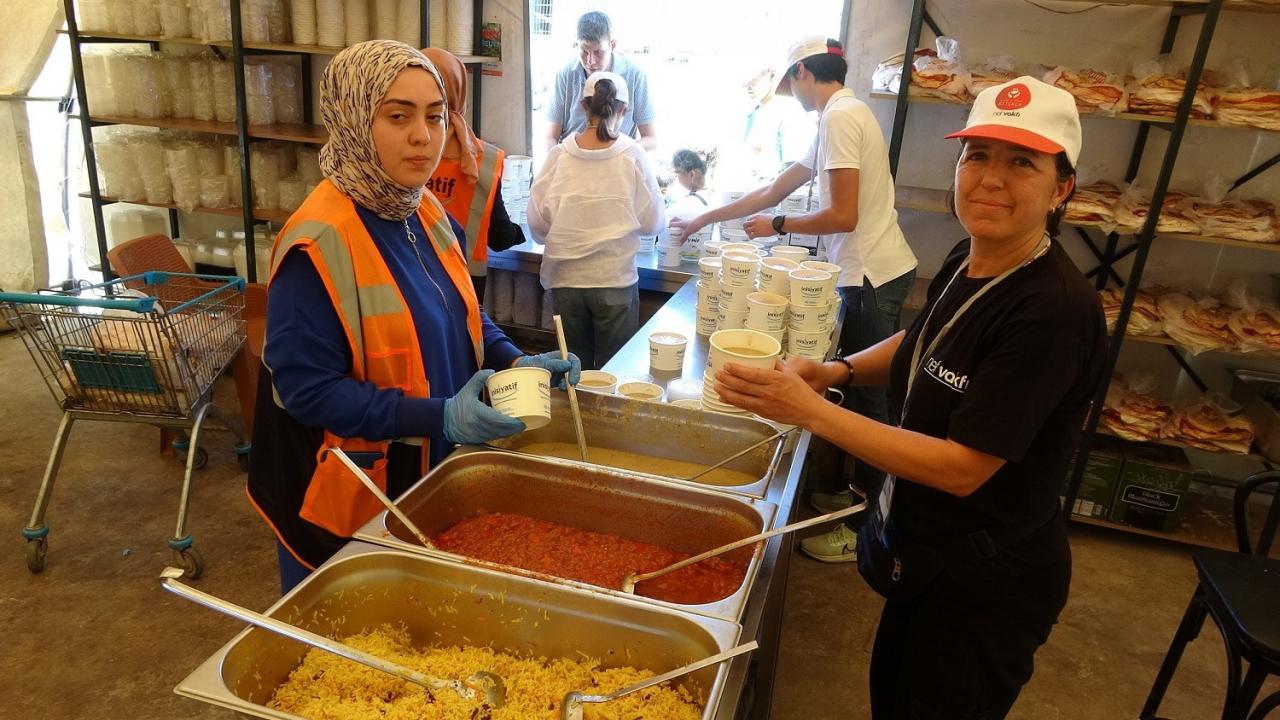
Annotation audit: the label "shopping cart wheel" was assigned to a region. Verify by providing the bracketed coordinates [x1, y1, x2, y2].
[179, 447, 209, 471]
[25, 537, 47, 574]
[174, 547, 204, 580]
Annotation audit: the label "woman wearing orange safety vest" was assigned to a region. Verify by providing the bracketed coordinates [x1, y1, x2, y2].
[421, 48, 524, 297]
[247, 41, 580, 593]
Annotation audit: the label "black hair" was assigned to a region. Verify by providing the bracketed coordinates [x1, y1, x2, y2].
[577, 11, 611, 43]
[672, 149, 706, 174]
[583, 78, 624, 142]
[949, 143, 1077, 239]
[789, 39, 847, 85]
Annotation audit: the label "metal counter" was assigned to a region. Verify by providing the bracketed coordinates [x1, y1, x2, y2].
[602, 278, 810, 720]
[486, 226, 699, 294]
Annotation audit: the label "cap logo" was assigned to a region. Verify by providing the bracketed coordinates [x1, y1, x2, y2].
[995, 83, 1031, 111]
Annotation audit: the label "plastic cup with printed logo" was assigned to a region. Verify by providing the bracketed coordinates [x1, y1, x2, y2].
[695, 281, 719, 313]
[709, 328, 782, 377]
[648, 331, 688, 372]
[618, 380, 665, 402]
[720, 251, 761, 288]
[716, 306, 749, 330]
[789, 268, 834, 308]
[695, 309, 719, 336]
[703, 240, 726, 257]
[800, 260, 842, 291]
[717, 281, 753, 313]
[771, 245, 810, 263]
[745, 291, 789, 332]
[788, 301, 831, 332]
[758, 257, 799, 295]
[485, 366, 551, 430]
[576, 369, 618, 395]
[787, 328, 830, 359]
[637, 235, 655, 254]
[697, 256, 722, 285]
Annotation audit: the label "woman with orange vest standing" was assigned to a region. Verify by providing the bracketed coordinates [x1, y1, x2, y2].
[421, 48, 525, 296]
[247, 41, 580, 593]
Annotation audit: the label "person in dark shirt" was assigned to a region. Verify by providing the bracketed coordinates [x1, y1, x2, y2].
[713, 77, 1107, 718]
[247, 41, 580, 593]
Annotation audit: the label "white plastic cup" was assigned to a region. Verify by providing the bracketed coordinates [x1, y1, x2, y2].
[658, 244, 683, 268]
[746, 291, 789, 332]
[758, 257, 798, 295]
[649, 331, 688, 372]
[485, 366, 551, 430]
[665, 225, 686, 245]
[788, 302, 832, 332]
[618, 380, 665, 402]
[695, 309, 719, 336]
[801, 259, 842, 276]
[698, 256, 722, 285]
[696, 285, 720, 315]
[788, 328, 830, 359]
[709, 328, 782, 375]
[771, 245, 811, 263]
[703, 240, 726, 257]
[720, 241, 760, 254]
[720, 251, 761, 288]
[789, 268, 835, 308]
[717, 281, 752, 312]
[746, 325, 787, 346]
[577, 369, 618, 394]
[717, 307, 749, 330]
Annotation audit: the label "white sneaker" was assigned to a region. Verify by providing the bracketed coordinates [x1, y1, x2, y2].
[799, 523, 858, 564]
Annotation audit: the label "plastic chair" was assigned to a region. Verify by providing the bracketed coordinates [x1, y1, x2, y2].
[106, 234, 267, 436]
[1141, 471, 1280, 720]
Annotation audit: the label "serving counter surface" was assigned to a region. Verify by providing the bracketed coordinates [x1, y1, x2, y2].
[486, 226, 700, 294]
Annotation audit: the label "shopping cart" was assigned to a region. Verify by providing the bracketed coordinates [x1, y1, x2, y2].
[0, 272, 252, 579]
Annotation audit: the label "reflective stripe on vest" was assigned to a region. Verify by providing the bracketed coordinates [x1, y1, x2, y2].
[429, 140, 504, 275]
[263, 179, 485, 538]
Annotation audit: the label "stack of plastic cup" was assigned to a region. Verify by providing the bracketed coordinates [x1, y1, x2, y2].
[344, 0, 369, 45]
[745, 291, 788, 347]
[190, 59, 215, 121]
[694, 259, 720, 337]
[201, 0, 233, 42]
[158, 0, 191, 38]
[250, 145, 282, 210]
[135, 135, 172, 204]
[270, 59, 303, 124]
[397, 0, 421, 46]
[316, 0, 345, 47]
[241, 0, 272, 42]
[268, 0, 289, 42]
[657, 224, 684, 268]
[716, 251, 759, 331]
[83, 53, 116, 115]
[163, 57, 193, 118]
[372, 0, 397, 39]
[500, 155, 531, 226]
[211, 61, 236, 123]
[79, 0, 110, 32]
[787, 267, 839, 360]
[297, 146, 323, 186]
[134, 0, 162, 35]
[278, 177, 305, 211]
[243, 61, 275, 125]
[224, 143, 243, 206]
[292, 0, 318, 44]
[166, 142, 202, 211]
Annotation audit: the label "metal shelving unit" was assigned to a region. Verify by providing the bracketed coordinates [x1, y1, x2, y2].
[65, 0, 492, 283]
[882, 0, 1279, 548]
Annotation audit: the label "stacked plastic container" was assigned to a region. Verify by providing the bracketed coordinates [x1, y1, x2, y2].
[500, 154, 531, 227]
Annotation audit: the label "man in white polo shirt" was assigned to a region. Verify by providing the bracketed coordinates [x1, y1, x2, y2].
[674, 37, 917, 559]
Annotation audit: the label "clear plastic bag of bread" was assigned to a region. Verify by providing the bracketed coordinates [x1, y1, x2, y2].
[1128, 57, 1214, 118]
[1065, 164, 1122, 231]
[1207, 58, 1280, 131]
[1188, 174, 1278, 243]
[1113, 181, 1200, 234]
[909, 37, 971, 102]
[965, 55, 1017, 97]
[1225, 279, 1280, 354]
[1157, 291, 1235, 354]
[1043, 64, 1129, 116]
[1162, 393, 1254, 454]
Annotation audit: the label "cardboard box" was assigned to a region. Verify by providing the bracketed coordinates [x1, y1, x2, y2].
[1065, 437, 1124, 519]
[1110, 443, 1195, 533]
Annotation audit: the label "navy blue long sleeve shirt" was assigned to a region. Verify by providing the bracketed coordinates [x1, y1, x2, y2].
[264, 209, 523, 464]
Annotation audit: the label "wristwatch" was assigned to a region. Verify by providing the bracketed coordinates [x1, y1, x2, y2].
[772, 215, 787, 235]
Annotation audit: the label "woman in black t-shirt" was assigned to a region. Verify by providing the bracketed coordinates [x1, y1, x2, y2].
[715, 76, 1107, 719]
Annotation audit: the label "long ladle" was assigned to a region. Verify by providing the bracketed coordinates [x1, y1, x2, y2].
[682, 427, 795, 483]
[328, 446, 434, 549]
[159, 567, 506, 708]
[552, 314, 589, 463]
[622, 488, 868, 594]
[559, 641, 759, 720]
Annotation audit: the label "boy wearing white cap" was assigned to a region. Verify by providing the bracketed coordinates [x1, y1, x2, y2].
[713, 76, 1106, 718]
[675, 36, 918, 534]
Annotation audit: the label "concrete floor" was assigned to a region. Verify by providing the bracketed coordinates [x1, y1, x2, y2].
[0, 330, 1275, 719]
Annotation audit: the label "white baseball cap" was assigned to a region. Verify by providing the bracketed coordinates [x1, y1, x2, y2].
[582, 70, 629, 104]
[775, 35, 844, 96]
[946, 76, 1082, 166]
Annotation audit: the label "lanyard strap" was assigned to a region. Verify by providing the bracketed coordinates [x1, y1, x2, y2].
[901, 234, 1051, 422]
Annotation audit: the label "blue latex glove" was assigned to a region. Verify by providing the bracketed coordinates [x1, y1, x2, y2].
[442, 369, 527, 445]
[515, 351, 582, 390]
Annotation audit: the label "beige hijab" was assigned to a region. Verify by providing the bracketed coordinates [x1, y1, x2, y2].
[318, 40, 448, 220]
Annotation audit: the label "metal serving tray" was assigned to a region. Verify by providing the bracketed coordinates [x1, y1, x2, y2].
[353, 449, 777, 622]
[486, 389, 787, 498]
[176, 543, 741, 720]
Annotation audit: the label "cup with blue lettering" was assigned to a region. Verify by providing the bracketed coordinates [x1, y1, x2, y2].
[787, 328, 830, 359]
[720, 250, 761, 288]
[788, 301, 830, 332]
[649, 331, 688, 372]
[789, 268, 834, 308]
[746, 291, 789, 332]
[484, 366, 551, 430]
[758, 256, 798, 295]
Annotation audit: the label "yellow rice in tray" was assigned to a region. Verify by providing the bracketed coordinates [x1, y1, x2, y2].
[269, 625, 704, 720]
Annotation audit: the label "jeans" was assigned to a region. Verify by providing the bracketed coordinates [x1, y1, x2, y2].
[551, 284, 640, 370]
[835, 269, 916, 497]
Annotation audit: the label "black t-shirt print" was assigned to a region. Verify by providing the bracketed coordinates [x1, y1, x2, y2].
[887, 239, 1107, 546]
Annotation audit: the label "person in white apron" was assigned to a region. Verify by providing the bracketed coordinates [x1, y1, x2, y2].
[713, 77, 1107, 719]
